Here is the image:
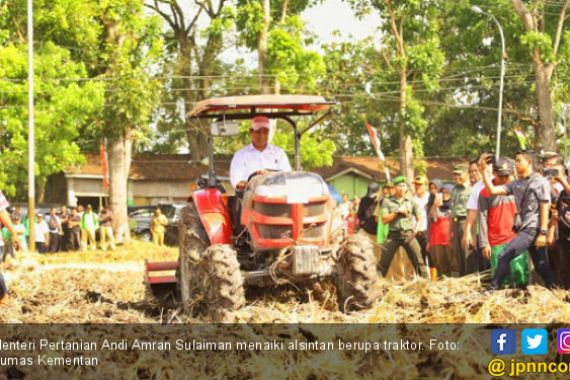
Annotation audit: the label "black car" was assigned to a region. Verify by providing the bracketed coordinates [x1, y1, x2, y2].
[129, 204, 185, 245]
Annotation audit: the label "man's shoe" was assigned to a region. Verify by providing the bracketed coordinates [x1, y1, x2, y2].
[0, 294, 11, 308]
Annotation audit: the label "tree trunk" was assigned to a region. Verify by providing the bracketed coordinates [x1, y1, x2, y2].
[258, 0, 270, 94]
[535, 63, 557, 151]
[511, 0, 562, 151]
[36, 180, 45, 204]
[399, 69, 414, 182]
[177, 37, 208, 161]
[108, 129, 132, 244]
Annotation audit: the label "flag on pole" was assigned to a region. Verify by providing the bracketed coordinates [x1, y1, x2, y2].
[366, 123, 391, 182]
[100, 141, 109, 191]
[514, 127, 527, 150]
[366, 123, 385, 160]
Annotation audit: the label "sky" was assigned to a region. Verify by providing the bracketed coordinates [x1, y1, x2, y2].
[220, 0, 383, 66]
[301, 0, 382, 46]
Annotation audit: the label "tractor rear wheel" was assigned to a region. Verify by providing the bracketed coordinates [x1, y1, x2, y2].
[335, 234, 380, 312]
[194, 244, 245, 321]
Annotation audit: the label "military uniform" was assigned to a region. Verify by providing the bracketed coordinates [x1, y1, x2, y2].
[378, 188, 427, 279]
[451, 164, 472, 276]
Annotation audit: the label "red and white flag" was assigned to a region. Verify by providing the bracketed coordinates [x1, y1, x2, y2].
[100, 141, 109, 191]
[366, 123, 391, 181]
[366, 123, 385, 161]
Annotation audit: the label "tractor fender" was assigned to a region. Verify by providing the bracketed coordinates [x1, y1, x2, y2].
[191, 188, 232, 244]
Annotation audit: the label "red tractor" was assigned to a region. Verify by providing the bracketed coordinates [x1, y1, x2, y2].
[145, 95, 380, 319]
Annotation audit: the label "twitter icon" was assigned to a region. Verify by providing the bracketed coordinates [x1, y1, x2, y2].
[522, 328, 548, 355]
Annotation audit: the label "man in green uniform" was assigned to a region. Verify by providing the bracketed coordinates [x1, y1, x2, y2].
[378, 176, 427, 278]
[451, 163, 472, 276]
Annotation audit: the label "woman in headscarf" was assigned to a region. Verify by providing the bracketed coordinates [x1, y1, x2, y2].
[427, 183, 454, 277]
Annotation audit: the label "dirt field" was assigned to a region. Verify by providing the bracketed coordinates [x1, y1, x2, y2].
[1, 241, 570, 324]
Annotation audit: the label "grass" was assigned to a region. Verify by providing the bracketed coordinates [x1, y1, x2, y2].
[29, 240, 178, 265]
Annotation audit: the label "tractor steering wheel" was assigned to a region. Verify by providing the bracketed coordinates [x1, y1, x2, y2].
[247, 169, 280, 183]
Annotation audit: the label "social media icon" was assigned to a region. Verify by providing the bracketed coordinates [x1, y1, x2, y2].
[491, 329, 516, 355]
[557, 329, 570, 354]
[522, 329, 548, 355]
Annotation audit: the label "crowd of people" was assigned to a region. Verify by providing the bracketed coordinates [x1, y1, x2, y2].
[0, 204, 116, 260]
[353, 150, 570, 290]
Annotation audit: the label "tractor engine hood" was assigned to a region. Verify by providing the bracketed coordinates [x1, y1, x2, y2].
[248, 172, 329, 203]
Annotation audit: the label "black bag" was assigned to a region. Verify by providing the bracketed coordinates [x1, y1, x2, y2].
[48, 216, 59, 231]
[358, 197, 378, 235]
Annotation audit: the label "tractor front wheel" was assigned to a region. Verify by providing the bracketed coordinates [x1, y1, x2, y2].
[193, 244, 245, 321]
[335, 234, 380, 312]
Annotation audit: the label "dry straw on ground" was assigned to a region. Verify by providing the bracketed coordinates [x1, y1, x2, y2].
[1, 241, 569, 324]
[1, 242, 570, 379]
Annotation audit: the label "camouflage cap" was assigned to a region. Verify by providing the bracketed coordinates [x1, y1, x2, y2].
[452, 164, 469, 174]
[393, 176, 407, 185]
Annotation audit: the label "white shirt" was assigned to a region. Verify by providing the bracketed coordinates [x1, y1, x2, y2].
[413, 193, 430, 231]
[466, 180, 486, 211]
[34, 221, 49, 243]
[230, 143, 292, 188]
[339, 201, 351, 219]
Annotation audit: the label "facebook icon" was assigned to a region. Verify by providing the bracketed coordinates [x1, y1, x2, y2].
[491, 329, 516, 355]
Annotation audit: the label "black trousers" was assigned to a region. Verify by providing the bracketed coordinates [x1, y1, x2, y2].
[69, 229, 81, 251]
[35, 242, 46, 253]
[555, 238, 570, 289]
[452, 220, 478, 276]
[378, 232, 427, 278]
[60, 229, 70, 251]
[48, 233, 59, 253]
[416, 231, 429, 265]
[494, 229, 557, 289]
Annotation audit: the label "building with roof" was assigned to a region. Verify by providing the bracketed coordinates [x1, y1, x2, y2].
[43, 153, 465, 207]
[44, 154, 231, 208]
[312, 156, 465, 199]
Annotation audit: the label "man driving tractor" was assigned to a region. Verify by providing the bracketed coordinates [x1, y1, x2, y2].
[229, 116, 292, 190]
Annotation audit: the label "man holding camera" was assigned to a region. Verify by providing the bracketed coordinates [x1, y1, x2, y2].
[451, 164, 472, 276]
[378, 176, 427, 279]
[478, 151, 557, 290]
[542, 152, 570, 288]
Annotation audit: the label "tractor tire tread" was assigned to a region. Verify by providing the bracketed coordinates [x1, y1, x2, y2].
[335, 234, 380, 312]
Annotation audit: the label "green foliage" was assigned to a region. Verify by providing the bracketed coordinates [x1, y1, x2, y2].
[236, 0, 264, 50]
[272, 130, 336, 169]
[0, 3, 105, 199]
[267, 16, 326, 91]
[202, 6, 236, 39]
[95, 0, 163, 144]
[521, 32, 555, 63]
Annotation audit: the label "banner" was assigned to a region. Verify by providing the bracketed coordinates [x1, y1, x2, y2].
[99, 141, 109, 192]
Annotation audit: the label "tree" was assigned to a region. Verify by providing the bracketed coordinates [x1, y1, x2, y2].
[146, 0, 235, 161]
[510, 0, 570, 150]
[347, 0, 444, 180]
[95, 0, 163, 242]
[0, 0, 104, 200]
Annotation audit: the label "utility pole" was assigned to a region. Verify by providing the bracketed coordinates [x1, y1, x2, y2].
[562, 103, 568, 165]
[27, 0, 35, 251]
[472, 5, 506, 159]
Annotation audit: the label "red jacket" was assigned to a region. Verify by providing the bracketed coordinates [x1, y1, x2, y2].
[478, 186, 517, 247]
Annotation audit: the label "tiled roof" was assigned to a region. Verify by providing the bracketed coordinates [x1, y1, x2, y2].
[65, 154, 466, 182]
[312, 156, 467, 182]
[64, 154, 230, 181]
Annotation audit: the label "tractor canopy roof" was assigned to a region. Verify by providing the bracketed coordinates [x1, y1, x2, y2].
[188, 94, 335, 119]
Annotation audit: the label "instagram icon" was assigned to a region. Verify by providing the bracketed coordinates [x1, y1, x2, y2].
[558, 329, 570, 354]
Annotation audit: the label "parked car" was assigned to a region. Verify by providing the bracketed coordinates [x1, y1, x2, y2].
[129, 204, 185, 245]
